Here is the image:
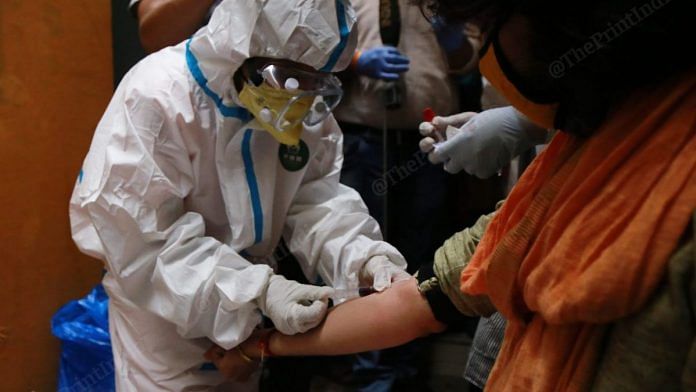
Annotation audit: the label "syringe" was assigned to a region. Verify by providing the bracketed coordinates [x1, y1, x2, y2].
[330, 286, 378, 303]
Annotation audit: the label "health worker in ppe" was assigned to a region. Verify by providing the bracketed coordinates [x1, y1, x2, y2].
[69, 0, 408, 389]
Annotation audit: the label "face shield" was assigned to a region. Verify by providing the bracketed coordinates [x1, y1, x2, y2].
[237, 61, 344, 145]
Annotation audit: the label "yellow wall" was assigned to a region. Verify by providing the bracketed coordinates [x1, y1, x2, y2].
[0, 0, 112, 389]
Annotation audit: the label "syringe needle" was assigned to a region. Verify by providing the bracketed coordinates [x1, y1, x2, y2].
[330, 286, 377, 303]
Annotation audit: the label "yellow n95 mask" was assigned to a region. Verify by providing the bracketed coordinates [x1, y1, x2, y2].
[237, 63, 344, 146]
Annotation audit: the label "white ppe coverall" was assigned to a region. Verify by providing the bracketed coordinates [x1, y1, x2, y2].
[69, 0, 406, 389]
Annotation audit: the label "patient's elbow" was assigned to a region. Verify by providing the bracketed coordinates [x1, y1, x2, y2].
[389, 278, 448, 338]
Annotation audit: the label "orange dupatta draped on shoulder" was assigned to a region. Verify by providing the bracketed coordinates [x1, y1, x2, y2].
[461, 72, 696, 391]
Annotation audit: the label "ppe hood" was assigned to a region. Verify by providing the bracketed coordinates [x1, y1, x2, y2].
[187, 0, 357, 113]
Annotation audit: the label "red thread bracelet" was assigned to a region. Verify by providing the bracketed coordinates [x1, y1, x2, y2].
[350, 50, 362, 69]
[257, 330, 276, 361]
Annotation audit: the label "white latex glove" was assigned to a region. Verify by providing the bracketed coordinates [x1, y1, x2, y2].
[419, 111, 477, 144]
[418, 106, 547, 178]
[256, 275, 334, 335]
[359, 255, 411, 292]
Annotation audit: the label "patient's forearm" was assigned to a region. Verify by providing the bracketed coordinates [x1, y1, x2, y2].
[250, 278, 446, 357]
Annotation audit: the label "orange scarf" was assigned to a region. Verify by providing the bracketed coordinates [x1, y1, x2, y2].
[462, 71, 696, 391]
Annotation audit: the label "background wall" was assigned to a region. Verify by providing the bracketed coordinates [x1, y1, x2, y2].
[0, 0, 113, 389]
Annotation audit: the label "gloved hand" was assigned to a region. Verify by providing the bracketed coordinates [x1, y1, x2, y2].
[418, 106, 548, 178]
[431, 16, 465, 53]
[256, 275, 334, 335]
[355, 46, 410, 81]
[359, 255, 411, 292]
[419, 111, 476, 145]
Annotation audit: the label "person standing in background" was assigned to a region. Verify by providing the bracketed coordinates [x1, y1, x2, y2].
[331, 0, 478, 389]
[337, 0, 472, 281]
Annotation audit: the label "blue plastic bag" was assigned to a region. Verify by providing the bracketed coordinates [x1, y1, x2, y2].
[51, 284, 114, 392]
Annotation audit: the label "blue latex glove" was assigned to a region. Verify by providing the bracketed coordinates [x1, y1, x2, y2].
[431, 16, 465, 53]
[355, 46, 409, 80]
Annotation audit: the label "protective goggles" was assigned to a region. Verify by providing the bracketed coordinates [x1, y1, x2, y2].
[244, 63, 343, 130]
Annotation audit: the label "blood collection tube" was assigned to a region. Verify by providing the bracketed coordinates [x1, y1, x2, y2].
[422, 107, 445, 142]
[422, 107, 436, 123]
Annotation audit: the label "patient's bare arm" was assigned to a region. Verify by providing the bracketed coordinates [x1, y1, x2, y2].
[244, 277, 446, 357]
